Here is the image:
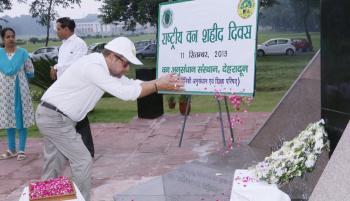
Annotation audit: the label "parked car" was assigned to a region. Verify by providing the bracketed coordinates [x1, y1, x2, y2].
[257, 38, 296, 56]
[87, 42, 106, 54]
[136, 43, 157, 59]
[291, 38, 312, 52]
[30, 46, 59, 62]
[134, 40, 153, 51]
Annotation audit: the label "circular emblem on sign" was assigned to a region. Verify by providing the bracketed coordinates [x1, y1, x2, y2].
[162, 9, 173, 28]
[238, 0, 255, 19]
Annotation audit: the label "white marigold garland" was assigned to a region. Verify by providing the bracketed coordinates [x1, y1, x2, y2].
[250, 119, 330, 185]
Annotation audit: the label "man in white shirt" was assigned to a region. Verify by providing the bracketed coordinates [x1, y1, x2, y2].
[50, 17, 87, 79]
[35, 37, 184, 201]
[50, 17, 95, 158]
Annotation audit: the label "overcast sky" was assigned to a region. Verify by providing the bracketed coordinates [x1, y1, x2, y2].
[0, 0, 103, 19]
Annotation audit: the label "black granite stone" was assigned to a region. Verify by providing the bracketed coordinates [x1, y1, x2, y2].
[114, 146, 269, 201]
[321, 0, 350, 154]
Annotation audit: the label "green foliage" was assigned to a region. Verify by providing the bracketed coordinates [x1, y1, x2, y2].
[29, 56, 55, 90]
[30, 88, 45, 101]
[260, 0, 279, 9]
[16, 39, 26, 45]
[29, 0, 82, 26]
[99, 0, 279, 31]
[289, 0, 320, 50]
[178, 94, 190, 103]
[29, 0, 82, 46]
[166, 95, 176, 103]
[29, 37, 39, 44]
[260, 0, 320, 32]
[99, 0, 167, 31]
[0, 0, 11, 13]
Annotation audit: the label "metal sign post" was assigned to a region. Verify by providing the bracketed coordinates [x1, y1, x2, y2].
[178, 96, 234, 147]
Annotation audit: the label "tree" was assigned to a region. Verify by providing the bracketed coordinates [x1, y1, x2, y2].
[29, 37, 39, 44]
[290, 0, 320, 51]
[0, 0, 12, 30]
[259, 0, 279, 18]
[29, 0, 81, 46]
[259, 0, 319, 33]
[99, 0, 278, 31]
[259, 0, 296, 32]
[99, 0, 165, 31]
[1, 1, 28, 30]
[260, 0, 279, 8]
[0, 0, 11, 13]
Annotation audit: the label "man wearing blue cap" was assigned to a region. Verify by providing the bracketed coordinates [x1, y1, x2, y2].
[35, 37, 184, 201]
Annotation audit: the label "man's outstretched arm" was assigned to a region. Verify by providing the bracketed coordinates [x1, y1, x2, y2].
[139, 73, 184, 98]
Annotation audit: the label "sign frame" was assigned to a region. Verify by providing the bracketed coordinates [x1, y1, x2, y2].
[157, 0, 259, 97]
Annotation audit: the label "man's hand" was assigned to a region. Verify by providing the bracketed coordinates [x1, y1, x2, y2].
[139, 73, 184, 98]
[50, 67, 57, 80]
[156, 73, 184, 91]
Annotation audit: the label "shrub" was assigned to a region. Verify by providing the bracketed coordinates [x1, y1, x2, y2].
[30, 88, 45, 101]
[29, 56, 56, 90]
[178, 94, 190, 103]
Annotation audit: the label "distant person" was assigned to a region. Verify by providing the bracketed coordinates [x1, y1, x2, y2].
[51, 17, 95, 158]
[35, 37, 184, 201]
[50, 17, 87, 79]
[0, 27, 35, 161]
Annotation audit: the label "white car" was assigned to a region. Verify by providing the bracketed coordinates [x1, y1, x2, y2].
[136, 43, 157, 59]
[87, 42, 106, 54]
[30, 46, 59, 62]
[257, 38, 296, 56]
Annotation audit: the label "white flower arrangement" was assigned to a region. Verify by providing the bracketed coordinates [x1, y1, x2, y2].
[250, 119, 330, 185]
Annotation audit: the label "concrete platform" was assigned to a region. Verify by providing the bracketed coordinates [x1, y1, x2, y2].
[0, 112, 268, 201]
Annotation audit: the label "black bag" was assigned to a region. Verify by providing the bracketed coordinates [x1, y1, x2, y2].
[76, 116, 94, 158]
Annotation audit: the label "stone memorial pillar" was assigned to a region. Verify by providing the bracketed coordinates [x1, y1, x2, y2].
[321, 0, 350, 155]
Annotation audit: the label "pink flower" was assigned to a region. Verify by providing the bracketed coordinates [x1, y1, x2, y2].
[231, 115, 243, 128]
[213, 90, 254, 150]
[214, 89, 224, 101]
[227, 139, 234, 150]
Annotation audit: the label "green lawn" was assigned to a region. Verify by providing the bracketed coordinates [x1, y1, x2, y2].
[0, 31, 320, 138]
[255, 53, 316, 91]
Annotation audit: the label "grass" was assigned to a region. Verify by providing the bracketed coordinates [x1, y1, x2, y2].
[0, 31, 320, 138]
[255, 52, 315, 91]
[89, 99, 137, 123]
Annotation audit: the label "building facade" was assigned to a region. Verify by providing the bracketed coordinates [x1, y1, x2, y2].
[74, 14, 156, 36]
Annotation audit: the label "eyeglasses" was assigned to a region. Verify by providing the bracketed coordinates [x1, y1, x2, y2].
[114, 54, 130, 68]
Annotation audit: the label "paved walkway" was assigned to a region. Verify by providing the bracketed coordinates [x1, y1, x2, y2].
[0, 112, 269, 201]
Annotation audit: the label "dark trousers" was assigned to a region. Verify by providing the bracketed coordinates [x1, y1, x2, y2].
[76, 116, 94, 158]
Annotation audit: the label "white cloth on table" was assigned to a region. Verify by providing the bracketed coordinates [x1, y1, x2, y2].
[230, 169, 291, 201]
[19, 183, 85, 201]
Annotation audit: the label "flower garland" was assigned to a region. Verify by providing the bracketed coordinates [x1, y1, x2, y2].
[250, 119, 330, 185]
